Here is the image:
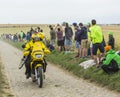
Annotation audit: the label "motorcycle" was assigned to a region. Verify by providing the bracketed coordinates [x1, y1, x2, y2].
[19, 49, 47, 88]
[30, 49, 46, 88]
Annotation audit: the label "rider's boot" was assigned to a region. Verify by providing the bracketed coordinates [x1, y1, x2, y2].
[26, 73, 31, 79]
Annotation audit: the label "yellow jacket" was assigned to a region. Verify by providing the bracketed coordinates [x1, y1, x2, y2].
[23, 40, 50, 57]
[90, 25, 103, 44]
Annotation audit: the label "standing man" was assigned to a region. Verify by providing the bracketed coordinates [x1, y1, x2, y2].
[90, 19, 104, 66]
[49, 26, 56, 47]
[64, 23, 73, 53]
[79, 23, 88, 58]
[19, 31, 24, 41]
[55, 24, 63, 32]
[56, 28, 65, 52]
[87, 23, 93, 57]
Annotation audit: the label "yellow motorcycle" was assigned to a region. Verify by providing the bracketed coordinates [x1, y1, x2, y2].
[20, 38, 50, 88]
[19, 50, 46, 88]
[30, 49, 46, 88]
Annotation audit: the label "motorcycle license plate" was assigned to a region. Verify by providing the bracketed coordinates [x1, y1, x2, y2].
[35, 54, 42, 58]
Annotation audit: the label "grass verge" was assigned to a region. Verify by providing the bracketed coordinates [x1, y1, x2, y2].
[2, 39, 120, 92]
[46, 50, 120, 92]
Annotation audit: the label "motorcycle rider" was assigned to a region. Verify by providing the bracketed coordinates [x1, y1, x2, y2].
[22, 31, 50, 79]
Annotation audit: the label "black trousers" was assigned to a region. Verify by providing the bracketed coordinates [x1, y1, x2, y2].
[43, 58, 48, 72]
[25, 55, 31, 75]
[101, 62, 119, 74]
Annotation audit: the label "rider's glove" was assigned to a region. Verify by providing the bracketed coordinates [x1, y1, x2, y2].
[22, 56, 26, 61]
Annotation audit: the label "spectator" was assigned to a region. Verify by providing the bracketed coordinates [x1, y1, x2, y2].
[55, 24, 63, 32]
[19, 31, 24, 41]
[56, 28, 65, 52]
[108, 31, 115, 49]
[101, 45, 120, 74]
[47, 44, 55, 52]
[29, 27, 35, 38]
[90, 19, 104, 66]
[97, 36, 106, 63]
[37, 27, 41, 32]
[72, 22, 77, 27]
[64, 23, 73, 53]
[74, 26, 81, 58]
[79, 23, 88, 58]
[13, 33, 18, 42]
[49, 26, 56, 47]
[26, 31, 31, 41]
[87, 23, 93, 57]
[23, 31, 26, 40]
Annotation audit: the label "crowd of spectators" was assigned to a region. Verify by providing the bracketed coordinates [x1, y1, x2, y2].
[48, 19, 118, 71]
[1, 32, 26, 42]
[1, 19, 119, 73]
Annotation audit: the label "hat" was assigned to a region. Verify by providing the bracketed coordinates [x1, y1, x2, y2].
[72, 22, 77, 26]
[104, 45, 112, 51]
[108, 31, 113, 35]
[87, 22, 91, 26]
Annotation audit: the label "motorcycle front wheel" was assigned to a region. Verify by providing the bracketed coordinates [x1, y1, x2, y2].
[37, 66, 43, 88]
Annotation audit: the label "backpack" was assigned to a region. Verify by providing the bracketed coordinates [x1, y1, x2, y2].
[47, 44, 55, 51]
[80, 26, 88, 39]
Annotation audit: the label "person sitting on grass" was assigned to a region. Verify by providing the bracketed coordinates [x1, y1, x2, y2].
[100, 45, 120, 74]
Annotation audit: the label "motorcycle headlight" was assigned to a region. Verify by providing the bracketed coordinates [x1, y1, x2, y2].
[35, 54, 42, 58]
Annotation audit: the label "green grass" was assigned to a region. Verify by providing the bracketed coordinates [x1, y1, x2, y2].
[4, 40, 23, 50]
[46, 50, 120, 92]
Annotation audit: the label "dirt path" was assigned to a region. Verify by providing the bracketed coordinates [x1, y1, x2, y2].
[0, 40, 120, 97]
